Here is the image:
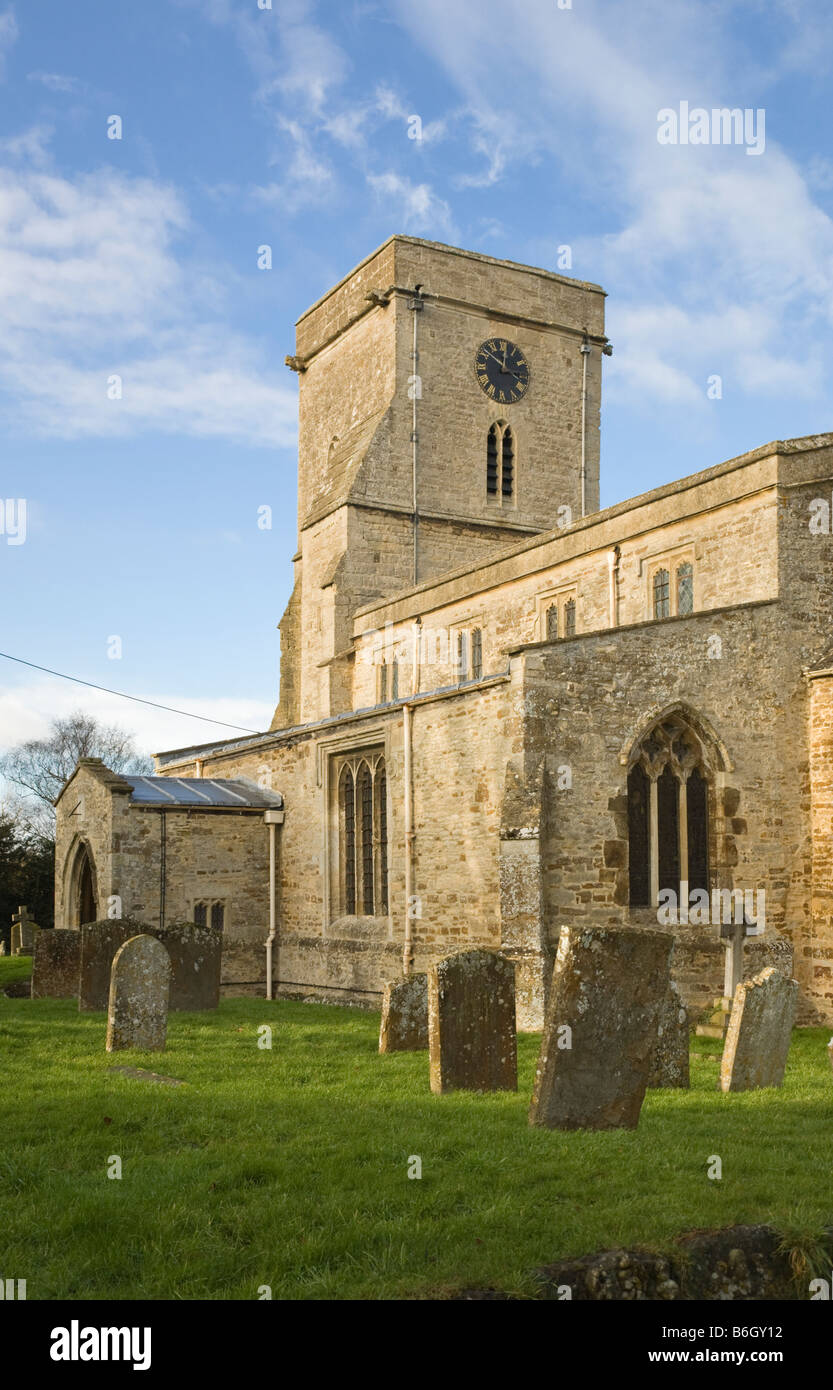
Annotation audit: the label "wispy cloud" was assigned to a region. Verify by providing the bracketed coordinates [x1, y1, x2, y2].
[0, 151, 297, 445]
[366, 171, 456, 238]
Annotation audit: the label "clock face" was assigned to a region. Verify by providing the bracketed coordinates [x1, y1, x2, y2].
[474, 338, 530, 405]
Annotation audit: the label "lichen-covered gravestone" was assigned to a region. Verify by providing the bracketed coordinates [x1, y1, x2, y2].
[428, 949, 517, 1094]
[106, 934, 171, 1053]
[379, 973, 428, 1052]
[32, 929, 82, 998]
[648, 982, 690, 1089]
[529, 925, 673, 1130]
[720, 966, 798, 1093]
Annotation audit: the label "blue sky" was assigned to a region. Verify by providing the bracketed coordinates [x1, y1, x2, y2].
[2, 0, 833, 764]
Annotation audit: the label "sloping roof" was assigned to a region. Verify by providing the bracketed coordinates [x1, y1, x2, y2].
[124, 776, 283, 810]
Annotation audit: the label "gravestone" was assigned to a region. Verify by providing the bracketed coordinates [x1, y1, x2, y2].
[80, 918, 221, 1011]
[159, 920, 222, 1011]
[529, 925, 673, 1130]
[32, 929, 82, 998]
[719, 966, 798, 1093]
[828, 1037, 833, 1077]
[379, 973, 428, 1052]
[11, 906, 39, 956]
[79, 919, 139, 1011]
[648, 982, 690, 1089]
[428, 949, 516, 1094]
[106, 934, 171, 1052]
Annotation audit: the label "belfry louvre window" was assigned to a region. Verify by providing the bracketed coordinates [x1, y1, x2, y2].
[627, 715, 711, 909]
[486, 421, 515, 502]
[337, 751, 389, 917]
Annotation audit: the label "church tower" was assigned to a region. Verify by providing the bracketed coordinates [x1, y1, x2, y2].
[273, 236, 607, 728]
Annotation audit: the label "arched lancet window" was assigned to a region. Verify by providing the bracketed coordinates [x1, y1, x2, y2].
[471, 628, 483, 681]
[676, 561, 694, 615]
[340, 766, 357, 915]
[653, 568, 670, 619]
[68, 840, 98, 928]
[564, 597, 576, 637]
[546, 603, 559, 641]
[337, 753, 389, 918]
[378, 660, 388, 704]
[626, 713, 713, 908]
[486, 421, 515, 502]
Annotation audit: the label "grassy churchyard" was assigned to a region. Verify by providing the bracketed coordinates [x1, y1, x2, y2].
[1, 956, 832, 1301]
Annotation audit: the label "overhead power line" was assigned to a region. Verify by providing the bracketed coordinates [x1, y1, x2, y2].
[0, 651, 262, 735]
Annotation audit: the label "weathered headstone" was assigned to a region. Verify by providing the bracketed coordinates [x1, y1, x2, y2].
[80, 917, 221, 1012]
[529, 925, 673, 1130]
[31, 929, 82, 998]
[79, 920, 138, 1011]
[428, 949, 517, 1094]
[828, 1037, 833, 1077]
[719, 966, 798, 1093]
[159, 920, 222, 1011]
[648, 982, 690, 1089]
[106, 934, 171, 1052]
[379, 973, 428, 1052]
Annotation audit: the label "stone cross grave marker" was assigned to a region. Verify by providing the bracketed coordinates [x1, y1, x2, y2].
[719, 966, 798, 1093]
[529, 925, 673, 1130]
[11, 906, 39, 956]
[428, 948, 517, 1094]
[105, 934, 171, 1053]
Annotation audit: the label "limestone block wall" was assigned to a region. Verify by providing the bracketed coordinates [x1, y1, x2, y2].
[515, 599, 816, 1019]
[350, 473, 781, 709]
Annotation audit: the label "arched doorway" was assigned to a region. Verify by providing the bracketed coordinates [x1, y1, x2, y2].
[625, 710, 720, 910]
[69, 841, 98, 926]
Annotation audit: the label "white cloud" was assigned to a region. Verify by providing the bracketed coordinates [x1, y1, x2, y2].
[0, 157, 297, 445]
[27, 70, 81, 94]
[366, 171, 456, 238]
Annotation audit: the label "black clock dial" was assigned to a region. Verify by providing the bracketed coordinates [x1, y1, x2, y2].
[474, 338, 530, 405]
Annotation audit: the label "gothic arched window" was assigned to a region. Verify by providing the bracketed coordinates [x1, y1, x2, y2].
[337, 752, 389, 918]
[627, 714, 712, 908]
[471, 628, 483, 681]
[486, 421, 515, 502]
[564, 597, 576, 637]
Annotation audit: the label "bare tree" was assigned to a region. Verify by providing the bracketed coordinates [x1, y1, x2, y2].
[0, 710, 154, 831]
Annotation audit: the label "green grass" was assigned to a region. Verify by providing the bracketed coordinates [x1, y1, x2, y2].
[1, 997, 831, 1300]
[0, 954, 32, 984]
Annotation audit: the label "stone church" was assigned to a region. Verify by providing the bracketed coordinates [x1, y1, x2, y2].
[55, 236, 833, 1027]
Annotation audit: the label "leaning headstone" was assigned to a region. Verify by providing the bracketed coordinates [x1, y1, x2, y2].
[648, 982, 690, 1089]
[32, 929, 82, 998]
[828, 1037, 833, 1077]
[720, 966, 798, 1093]
[379, 973, 428, 1052]
[530, 925, 673, 1130]
[158, 921, 222, 1011]
[428, 949, 516, 1094]
[106, 935, 171, 1052]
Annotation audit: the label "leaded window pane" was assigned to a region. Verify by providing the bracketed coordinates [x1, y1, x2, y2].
[471, 628, 482, 680]
[546, 603, 559, 640]
[210, 902, 224, 932]
[676, 562, 693, 615]
[653, 568, 670, 619]
[343, 769, 356, 915]
[360, 764, 374, 915]
[564, 598, 576, 637]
